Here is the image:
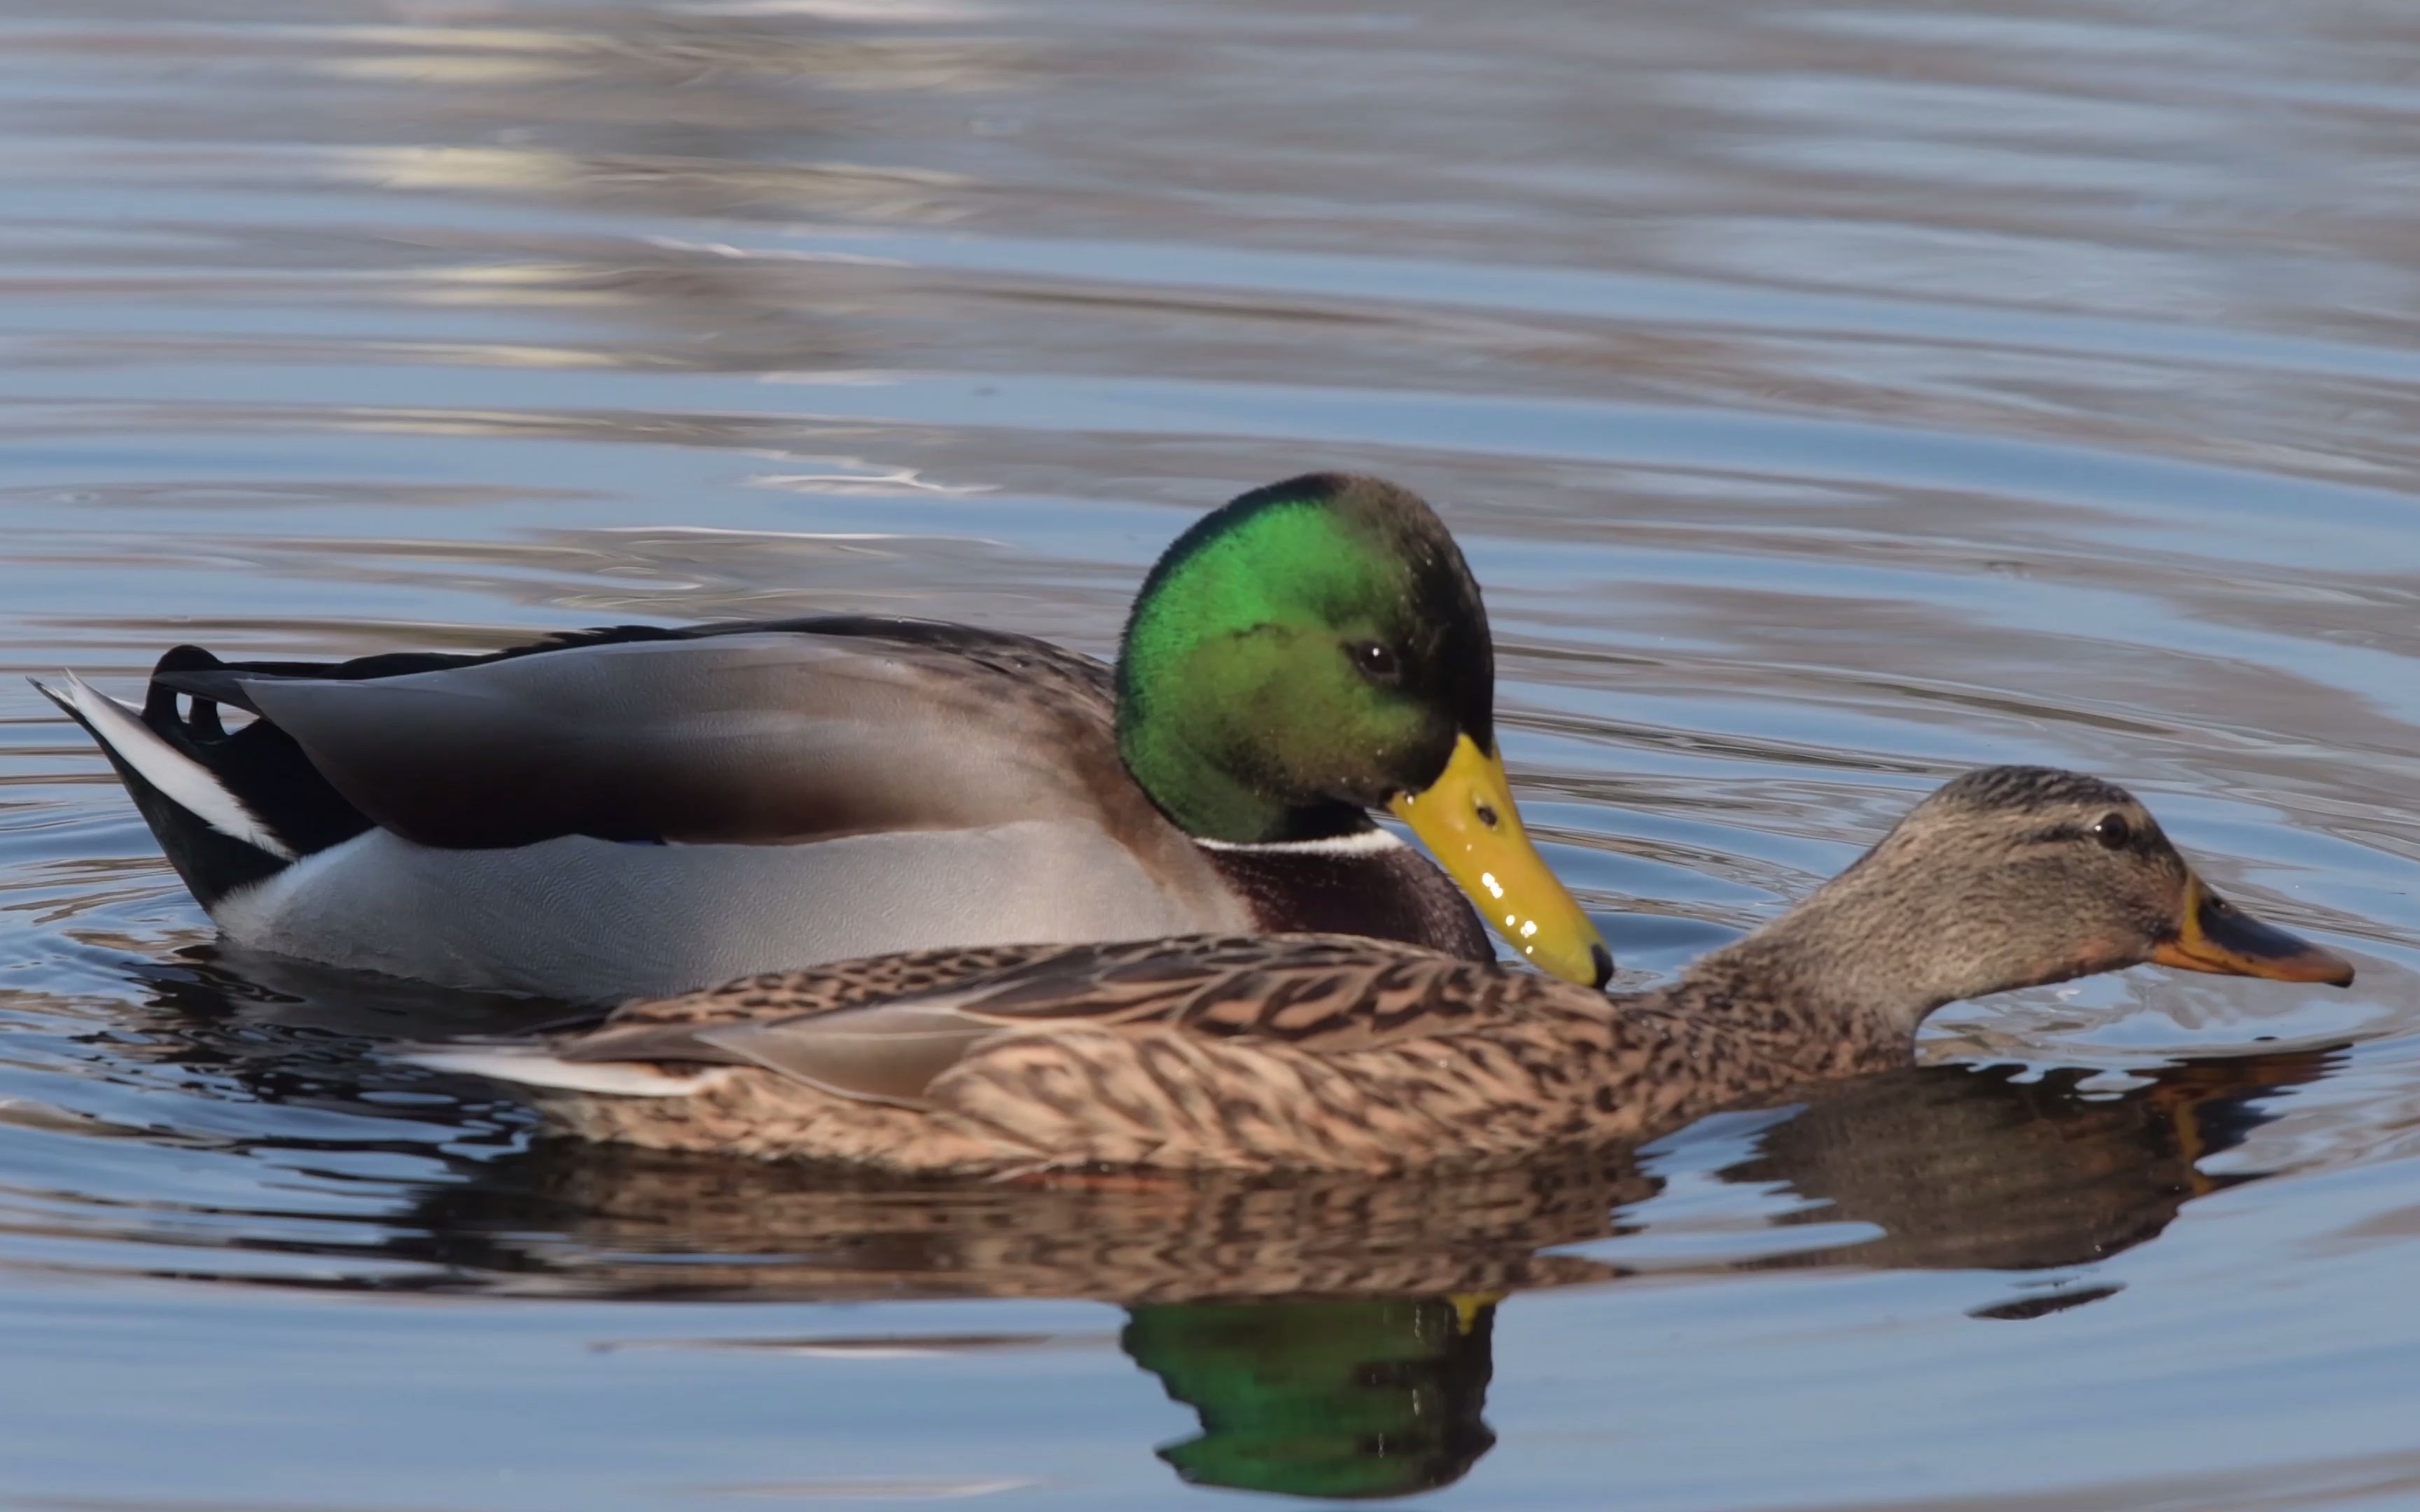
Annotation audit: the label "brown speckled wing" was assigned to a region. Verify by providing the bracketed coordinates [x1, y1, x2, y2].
[522, 932, 1918, 1172]
[570, 934, 1561, 1119]
[594, 941, 1053, 1029]
[847, 933, 1529, 1051]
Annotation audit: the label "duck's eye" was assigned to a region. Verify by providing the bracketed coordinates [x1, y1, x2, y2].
[2091, 813, 2134, 850]
[1349, 640, 1401, 684]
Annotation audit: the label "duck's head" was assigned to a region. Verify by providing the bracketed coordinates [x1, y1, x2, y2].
[1748, 766, 2353, 1028]
[1116, 473, 1610, 986]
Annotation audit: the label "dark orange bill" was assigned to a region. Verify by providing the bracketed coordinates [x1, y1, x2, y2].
[2149, 874, 2354, 987]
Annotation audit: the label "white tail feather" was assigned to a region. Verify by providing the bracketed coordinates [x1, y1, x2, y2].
[36, 673, 295, 860]
[407, 1045, 731, 1098]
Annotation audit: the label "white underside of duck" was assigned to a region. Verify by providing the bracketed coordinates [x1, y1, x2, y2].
[210, 820, 1244, 1003]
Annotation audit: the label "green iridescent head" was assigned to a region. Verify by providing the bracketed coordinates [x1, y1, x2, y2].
[1115, 473, 1613, 986]
[1115, 473, 1491, 845]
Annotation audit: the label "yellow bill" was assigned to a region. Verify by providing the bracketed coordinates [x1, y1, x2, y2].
[1447, 1292, 1501, 1335]
[1389, 734, 1613, 988]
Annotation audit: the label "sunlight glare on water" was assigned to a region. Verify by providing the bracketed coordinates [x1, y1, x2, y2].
[5, 0, 2420, 1506]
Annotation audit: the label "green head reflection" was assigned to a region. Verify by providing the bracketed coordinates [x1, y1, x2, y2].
[1122, 1294, 1498, 1499]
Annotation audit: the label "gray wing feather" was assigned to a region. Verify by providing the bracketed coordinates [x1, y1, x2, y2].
[693, 1007, 1003, 1110]
[212, 634, 1125, 848]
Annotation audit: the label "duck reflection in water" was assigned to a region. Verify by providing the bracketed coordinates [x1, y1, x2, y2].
[407, 1052, 2328, 1497]
[113, 953, 2338, 1500]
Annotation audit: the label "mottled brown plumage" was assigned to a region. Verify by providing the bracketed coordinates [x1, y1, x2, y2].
[422, 766, 2353, 1175]
[409, 1048, 2328, 1305]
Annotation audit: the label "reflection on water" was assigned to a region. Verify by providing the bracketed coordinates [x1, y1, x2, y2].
[424, 1044, 2322, 1499]
[403, 1049, 2325, 1311]
[1129, 1297, 1496, 1500]
[9, 0, 2420, 1505]
[1, 949, 2328, 1500]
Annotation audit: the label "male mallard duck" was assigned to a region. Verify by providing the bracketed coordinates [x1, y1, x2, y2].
[417, 766, 2353, 1173]
[34, 474, 1608, 1002]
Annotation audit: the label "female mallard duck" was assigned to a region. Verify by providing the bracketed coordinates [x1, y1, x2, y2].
[34, 474, 1608, 1002]
[418, 766, 2353, 1174]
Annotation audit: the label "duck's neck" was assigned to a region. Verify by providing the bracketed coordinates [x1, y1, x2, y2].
[1672, 853, 2055, 1054]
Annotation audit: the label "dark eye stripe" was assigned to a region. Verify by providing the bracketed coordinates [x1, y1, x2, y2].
[2030, 818, 2159, 852]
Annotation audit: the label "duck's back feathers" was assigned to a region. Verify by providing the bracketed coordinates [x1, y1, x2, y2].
[423, 934, 1606, 1170]
[152, 617, 1140, 853]
[589, 932, 1526, 1068]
